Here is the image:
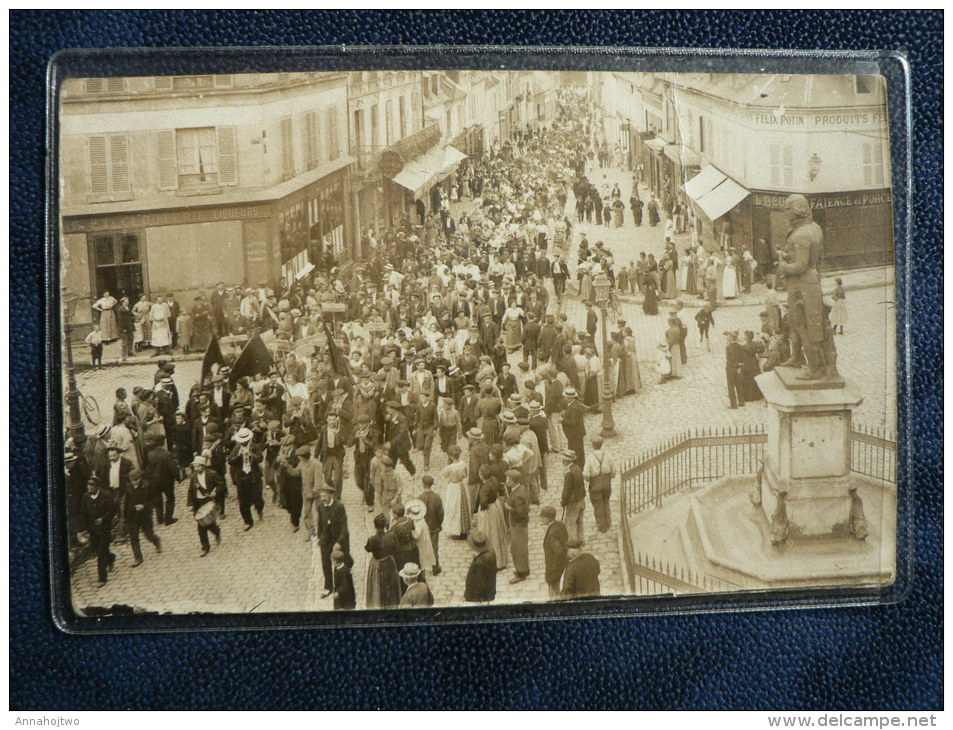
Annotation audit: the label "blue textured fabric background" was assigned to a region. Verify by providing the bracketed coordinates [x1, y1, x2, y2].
[11, 10, 941, 710]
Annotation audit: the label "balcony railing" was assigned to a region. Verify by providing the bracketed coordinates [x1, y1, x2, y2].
[353, 121, 442, 176]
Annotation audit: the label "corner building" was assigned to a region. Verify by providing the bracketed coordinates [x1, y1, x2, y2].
[60, 72, 353, 329]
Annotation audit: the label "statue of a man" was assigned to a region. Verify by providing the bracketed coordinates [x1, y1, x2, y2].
[775, 194, 838, 380]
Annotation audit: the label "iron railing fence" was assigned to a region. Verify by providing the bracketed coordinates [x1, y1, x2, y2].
[618, 422, 897, 596]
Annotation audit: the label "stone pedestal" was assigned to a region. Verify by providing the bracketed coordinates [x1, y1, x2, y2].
[755, 367, 865, 542]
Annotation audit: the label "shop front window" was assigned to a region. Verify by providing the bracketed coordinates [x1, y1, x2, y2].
[90, 232, 143, 301]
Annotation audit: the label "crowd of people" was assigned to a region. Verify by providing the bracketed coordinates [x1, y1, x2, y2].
[65, 93, 639, 608]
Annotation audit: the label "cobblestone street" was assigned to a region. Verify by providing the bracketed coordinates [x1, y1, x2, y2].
[69, 163, 895, 614]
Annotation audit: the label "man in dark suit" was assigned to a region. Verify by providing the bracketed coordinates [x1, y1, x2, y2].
[209, 282, 227, 337]
[562, 541, 601, 599]
[143, 433, 179, 525]
[498, 362, 518, 403]
[384, 401, 416, 477]
[316, 484, 350, 598]
[95, 443, 135, 492]
[538, 315, 558, 365]
[552, 255, 570, 297]
[316, 411, 347, 498]
[124, 468, 162, 567]
[560, 388, 587, 468]
[725, 330, 746, 409]
[418, 475, 444, 576]
[464, 530, 497, 603]
[191, 404, 221, 454]
[79, 476, 117, 584]
[585, 301, 599, 340]
[540, 505, 569, 598]
[522, 312, 541, 370]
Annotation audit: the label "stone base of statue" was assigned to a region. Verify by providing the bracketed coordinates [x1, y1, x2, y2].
[677, 368, 895, 590]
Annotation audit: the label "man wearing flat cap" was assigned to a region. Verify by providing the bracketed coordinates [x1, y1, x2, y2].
[79, 476, 118, 585]
[560, 387, 587, 467]
[503, 469, 531, 584]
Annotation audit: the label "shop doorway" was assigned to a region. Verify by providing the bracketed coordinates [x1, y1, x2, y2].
[89, 232, 144, 301]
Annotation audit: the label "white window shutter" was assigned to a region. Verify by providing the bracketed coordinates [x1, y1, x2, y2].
[106, 77, 126, 93]
[155, 77, 173, 92]
[214, 75, 233, 88]
[217, 126, 238, 186]
[158, 130, 178, 190]
[88, 135, 109, 195]
[109, 134, 131, 193]
[280, 116, 295, 180]
[85, 78, 104, 94]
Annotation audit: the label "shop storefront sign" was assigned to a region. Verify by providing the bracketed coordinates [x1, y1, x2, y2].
[751, 190, 892, 210]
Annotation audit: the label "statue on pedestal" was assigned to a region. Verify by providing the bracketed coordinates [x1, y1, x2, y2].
[775, 194, 839, 381]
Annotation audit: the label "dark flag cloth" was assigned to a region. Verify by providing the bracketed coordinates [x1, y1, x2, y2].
[323, 319, 351, 380]
[201, 336, 225, 383]
[228, 334, 275, 388]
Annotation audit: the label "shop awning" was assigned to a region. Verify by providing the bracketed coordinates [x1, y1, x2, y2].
[643, 137, 667, 154]
[391, 145, 467, 198]
[663, 144, 701, 168]
[683, 164, 751, 221]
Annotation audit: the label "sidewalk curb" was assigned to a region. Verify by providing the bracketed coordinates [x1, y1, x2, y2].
[75, 352, 204, 373]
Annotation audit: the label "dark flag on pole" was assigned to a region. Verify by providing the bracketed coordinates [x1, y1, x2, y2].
[322, 319, 350, 380]
[228, 334, 275, 388]
[201, 335, 225, 383]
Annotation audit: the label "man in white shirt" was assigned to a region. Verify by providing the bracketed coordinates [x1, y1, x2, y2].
[582, 437, 615, 533]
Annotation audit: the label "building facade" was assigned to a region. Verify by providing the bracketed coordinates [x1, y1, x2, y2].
[60, 72, 354, 327]
[599, 72, 895, 270]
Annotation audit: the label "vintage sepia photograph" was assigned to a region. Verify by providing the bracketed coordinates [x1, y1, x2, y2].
[56, 67, 898, 618]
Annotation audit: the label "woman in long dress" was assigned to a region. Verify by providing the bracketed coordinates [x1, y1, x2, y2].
[583, 346, 602, 409]
[611, 332, 631, 396]
[830, 277, 848, 334]
[642, 271, 659, 316]
[441, 446, 471, 538]
[578, 264, 594, 303]
[660, 258, 677, 300]
[92, 292, 119, 342]
[623, 327, 643, 392]
[132, 294, 151, 351]
[474, 473, 509, 571]
[406, 500, 437, 575]
[501, 301, 524, 352]
[722, 256, 739, 299]
[364, 514, 402, 609]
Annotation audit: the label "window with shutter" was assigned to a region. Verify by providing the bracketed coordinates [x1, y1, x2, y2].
[280, 116, 295, 180]
[217, 126, 238, 186]
[85, 78, 105, 94]
[304, 111, 319, 169]
[214, 75, 233, 88]
[158, 130, 178, 190]
[87, 133, 132, 201]
[327, 107, 339, 160]
[109, 135, 130, 193]
[88, 136, 109, 194]
[106, 77, 126, 93]
[154, 77, 173, 92]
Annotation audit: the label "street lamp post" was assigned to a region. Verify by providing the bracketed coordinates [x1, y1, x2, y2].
[62, 287, 84, 442]
[593, 273, 616, 438]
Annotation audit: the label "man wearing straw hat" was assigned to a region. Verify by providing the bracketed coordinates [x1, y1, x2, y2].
[398, 562, 434, 608]
[560, 449, 587, 545]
